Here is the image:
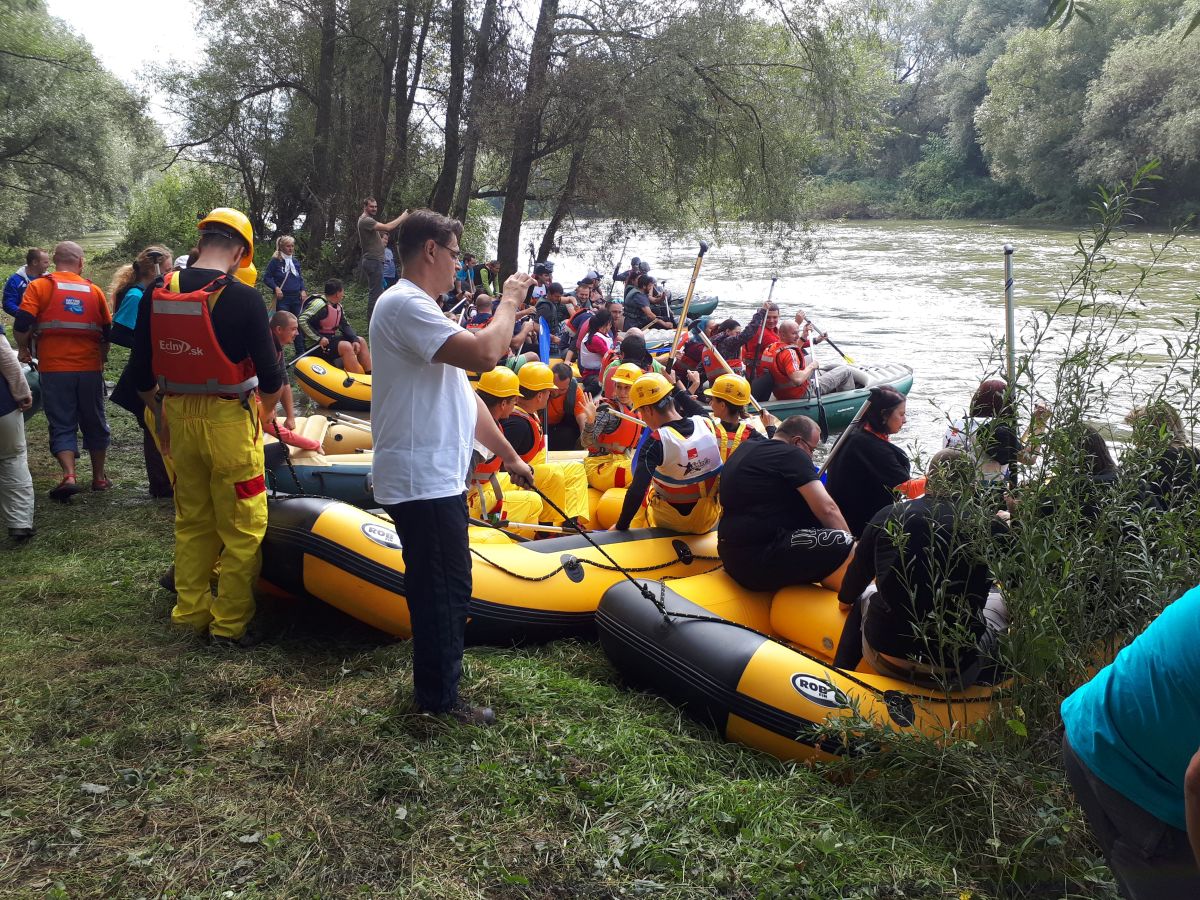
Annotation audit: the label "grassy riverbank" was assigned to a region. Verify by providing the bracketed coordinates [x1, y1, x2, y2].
[0, 280, 1116, 898]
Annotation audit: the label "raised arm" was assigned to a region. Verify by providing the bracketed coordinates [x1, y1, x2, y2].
[435, 274, 536, 370]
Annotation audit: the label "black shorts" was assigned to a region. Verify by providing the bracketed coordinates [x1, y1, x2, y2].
[316, 339, 353, 362]
[720, 528, 854, 592]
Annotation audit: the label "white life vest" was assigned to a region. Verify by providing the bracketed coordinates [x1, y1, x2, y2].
[579, 329, 612, 373]
[651, 416, 723, 503]
[943, 416, 1009, 483]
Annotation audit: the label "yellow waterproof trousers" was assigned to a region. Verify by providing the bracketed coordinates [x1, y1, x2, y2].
[467, 478, 544, 537]
[528, 461, 589, 524]
[631, 492, 721, 535]
[164, 395, 267, 639]
[584, 453, 632, 491]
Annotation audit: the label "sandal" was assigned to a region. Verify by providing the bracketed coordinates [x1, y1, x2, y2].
[91, 478, 113, 492]
[49, 476, 84, 502]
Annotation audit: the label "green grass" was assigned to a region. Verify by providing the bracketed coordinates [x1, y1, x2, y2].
[0, 278, 1114, 899]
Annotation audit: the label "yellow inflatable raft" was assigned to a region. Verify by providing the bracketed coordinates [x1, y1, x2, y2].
[596, 570, 1001, 764]
[261, 496, 723, 644]
[294, 357, 372, 410]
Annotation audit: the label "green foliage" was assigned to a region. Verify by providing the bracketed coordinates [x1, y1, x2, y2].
[116, 166, 240, 260]
[0, 0, 156, 244]
[898, 136, 1034, 217]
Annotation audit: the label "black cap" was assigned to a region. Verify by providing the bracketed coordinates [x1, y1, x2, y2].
[548, 282, 563, 295]
[533, 261, 555, 275]
[637, 259, 650, 272]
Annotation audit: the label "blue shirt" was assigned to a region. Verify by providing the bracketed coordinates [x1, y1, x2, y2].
[1061, 584, 1200, 830]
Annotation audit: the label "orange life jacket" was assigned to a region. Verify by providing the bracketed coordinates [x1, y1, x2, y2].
[592, 400, 642, 457]
[714, 419, 755, 462]
[760, 342, 807, 400]
[701, 346, 743, 381]
[150, 272, 258, 398]
[513, 405, 545, 464]
[34, 272, 106, 341]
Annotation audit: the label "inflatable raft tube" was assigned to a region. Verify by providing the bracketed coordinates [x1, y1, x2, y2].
[596, 570, 999, 764]
[294, 357, 371, 411]
[261, 496, 722, 644]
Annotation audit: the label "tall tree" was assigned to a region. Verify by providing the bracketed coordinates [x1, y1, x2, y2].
[429, 0, 467, 212]
[452, 0, 500, 222]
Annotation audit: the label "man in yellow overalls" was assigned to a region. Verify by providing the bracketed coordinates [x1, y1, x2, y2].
[500, 361, 590, 527]
[131, 207, 284, 647]
[582, 362, 643, 490]
[469, 367, 547, 534]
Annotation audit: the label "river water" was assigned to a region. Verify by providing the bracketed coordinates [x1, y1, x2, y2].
[528, 219, 1200, 460]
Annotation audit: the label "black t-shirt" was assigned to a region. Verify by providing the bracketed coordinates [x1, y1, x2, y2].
[130, 268, 284, 396]
[840, 497, 998, 669]
[825, 429, 911, 538]
[718, 439, 821, 546]
[501, 412, 538, 458]
[984, 421, 1022, 466]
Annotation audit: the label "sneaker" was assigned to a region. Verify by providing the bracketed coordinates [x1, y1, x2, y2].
[49, 476, 83, 502]
[158, 566, 176, 593]
[9, 527, 34, 544]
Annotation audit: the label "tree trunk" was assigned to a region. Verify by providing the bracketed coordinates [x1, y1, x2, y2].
[304, 0, 337, 255]
[496, 0, 560, 278]
[451, 0, 498, 224]
[372, 8, 401, 199]
[537, 142, 585, 262]
[383, 0, 432, 203]
[428, 0, 466, 213]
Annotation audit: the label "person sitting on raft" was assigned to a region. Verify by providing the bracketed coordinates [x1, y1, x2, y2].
[545, 362, 590, 450]
[750, 320, 860, 403]
[833, 448, 1008, 688]
[624, 274, 674, 332]
[601, 332, 664, 399]
[700, 319, 743, 384]
[614, 372, 722, 534]
[468, 367, 545, 533]
[268, 311, 300, 432]
[943, 378, 1043, 487]
[718, 414, 854, 591]
[706, 373, 778, 461]
[1123, 400, 1200, 510]
[582, 362, 644, 491]
[298, 278, 372, 374]
[576, 308, 615, 391]
[825, 385, 925, 539]
[465, 293, 493, 329]
[500, 361, 591, 528]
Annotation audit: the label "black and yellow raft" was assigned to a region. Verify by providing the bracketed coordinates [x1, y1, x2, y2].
[597, 570, 999, 764]
[261, 496, 722, 644]
[293, 357, 372, 410]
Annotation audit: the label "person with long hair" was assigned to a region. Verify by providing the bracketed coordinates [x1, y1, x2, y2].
[262, 236, 307, 354]
[109, 245, 172, 349]
[825, 385, 920, 538]
[1124, 401, 1200, 508]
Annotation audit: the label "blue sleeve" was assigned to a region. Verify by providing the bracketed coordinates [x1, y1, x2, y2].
[3, 275, 23, 317]
[262, 258, 281, 291]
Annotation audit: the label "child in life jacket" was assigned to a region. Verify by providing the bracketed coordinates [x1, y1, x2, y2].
[499, 362, 591, 528]
[298, 278, 371, 374]
[581, 362, 643, 491]
[614, 372, 723, 534]
[469, 367, 544, 535]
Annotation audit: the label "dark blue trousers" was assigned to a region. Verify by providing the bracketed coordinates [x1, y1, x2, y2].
[384, 493, 472, 712]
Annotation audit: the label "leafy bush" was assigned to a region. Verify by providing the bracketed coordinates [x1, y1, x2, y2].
[115, 166, 240, 260]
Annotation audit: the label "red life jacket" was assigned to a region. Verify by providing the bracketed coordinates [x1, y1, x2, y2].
[760, 342, 807, 400]
[701, 346, 743, 381]
[744, 326, 780, 378]
[34, 272, 106, 340]
[150, 272, 258, 398]
[472, 448, 504, 483]
[714, 419, 755, 462]
[513, 405, 545, 464]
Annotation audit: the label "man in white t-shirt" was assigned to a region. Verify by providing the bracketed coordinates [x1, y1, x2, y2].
[371, 209, 536, 726]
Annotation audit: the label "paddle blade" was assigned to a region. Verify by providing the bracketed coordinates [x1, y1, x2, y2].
[818, 405, 830, 443]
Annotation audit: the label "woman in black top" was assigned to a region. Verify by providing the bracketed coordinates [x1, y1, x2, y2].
[825, 385, 913, 538]
[1123, 401, 1200, 509]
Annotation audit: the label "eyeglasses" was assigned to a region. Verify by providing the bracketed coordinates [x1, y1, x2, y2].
[436, 242, 461, 262]
[794, 435, 816, 453]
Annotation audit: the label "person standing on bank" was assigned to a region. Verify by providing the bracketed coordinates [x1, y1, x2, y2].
[130, 207, 284, 647]
[357, 197, 408, 321]
[0, 333, 35, 542]
[371, 208, 536, 725]
[13, 241, 113, 500]
[262, 236, 307, 355]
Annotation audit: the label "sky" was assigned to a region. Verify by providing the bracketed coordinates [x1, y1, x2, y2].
[46, 0, 204, 116]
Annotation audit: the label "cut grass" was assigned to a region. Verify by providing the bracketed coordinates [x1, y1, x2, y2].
[0, 281, 1113, 898]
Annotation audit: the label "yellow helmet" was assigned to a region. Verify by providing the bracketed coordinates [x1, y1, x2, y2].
[709, 373, 751, 407]
[517, 361, 555, 392]
[473, 366, 521, 398]
[234, 261, 257, 286]
[629, 372, 673, 410]
[198, 207, 254, 269]
[611, 362, 644, 387]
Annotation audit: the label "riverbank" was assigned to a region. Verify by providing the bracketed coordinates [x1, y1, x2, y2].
[0, 281, 1119, 898]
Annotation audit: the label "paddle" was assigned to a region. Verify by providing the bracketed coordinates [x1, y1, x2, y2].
[608, 232, 631, 302]
[809, 357, 829, 442]
[286, 343, 324, 368]
[747, 277, 778, 379]
[696, 330, 764, 415]
[666, 240, 709, 367]
[817, 393, 871, 478]
[806, 317, 855, 365]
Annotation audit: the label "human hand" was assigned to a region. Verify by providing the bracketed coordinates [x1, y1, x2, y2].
[665, 368, 678, 385]
[581, 392, 598, 421]
[508, 458, 536, 490]
[301, 291, 308, 301]
[1033, 403, 1052, 423]
[762, 410, 779, 427]
[319, 337, 329, 348]
[274, 288, 282, 299]
[284, 415, 296, 431]
[17, 348, 31, 364]
[501, 273, 537, 306]
[17, 395, 32, 411]
[686, 369, 700, 392]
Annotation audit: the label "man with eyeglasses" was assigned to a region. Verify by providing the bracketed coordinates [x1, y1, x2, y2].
[717, 415, 854, 594]
[370, 208, 536, 726]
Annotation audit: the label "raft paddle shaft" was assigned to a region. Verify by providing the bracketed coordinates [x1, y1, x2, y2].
[667, 240, 710, 367]
[696, 330, 764, 414]
[748, 277, 779, 379]
[817, 394, 871, 478]
[287, 343, 325, 368]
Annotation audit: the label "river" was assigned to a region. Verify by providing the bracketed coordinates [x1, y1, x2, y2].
[526, 219, 1200, 460]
